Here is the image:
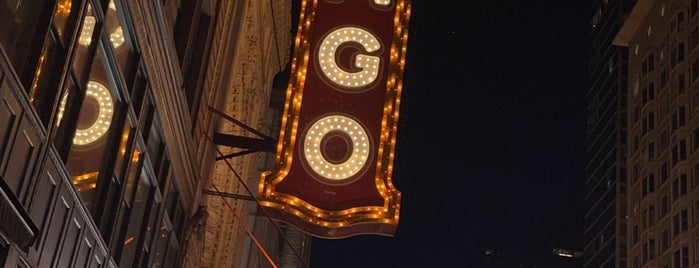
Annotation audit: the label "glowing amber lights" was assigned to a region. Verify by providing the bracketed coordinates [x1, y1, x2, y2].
[259, 0, 411, 238]
[318, 27, 381, 89]
[78, 15, 96, 46]
[303, 115, 370, 181]
[110, 27, 126, 49]
[75, 82, 113, 145]
[58, 81, 114, 145]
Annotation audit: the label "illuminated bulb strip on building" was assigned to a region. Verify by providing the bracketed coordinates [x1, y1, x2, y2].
[78, 16, 96, 46]
[303, 115, 370, 181]
[74, 81, 114, 145]
[318, 27, 381, 89]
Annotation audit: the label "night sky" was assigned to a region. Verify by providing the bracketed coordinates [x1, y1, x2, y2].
[309, 1, 590, 267]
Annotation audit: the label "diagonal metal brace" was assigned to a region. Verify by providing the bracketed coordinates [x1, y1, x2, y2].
[209, 105, 277, 159]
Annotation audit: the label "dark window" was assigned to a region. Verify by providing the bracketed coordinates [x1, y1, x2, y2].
[0, 0, 54, 87]
[643, 83, 655, 104]
[679, 73, 686, 93]
[29, 33, 67, 126]
[672, 107, 686, 129]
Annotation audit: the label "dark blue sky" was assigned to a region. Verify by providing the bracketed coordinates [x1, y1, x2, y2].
[310, 1, 590, 267]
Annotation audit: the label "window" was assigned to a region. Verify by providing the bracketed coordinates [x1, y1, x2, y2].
[673, 174, 688, 201]
[673, 208, 689, 236]
[71, 4, 100, 86]
[642, 53, 655, 76]
[673, 12, 686, 32]
[105, 0, 139, 88]
[643, 83, 655, 104]
[692, 59, 699, 81]
[52, 0, 82, 45]
[29, 34, 67, 126]
[661, 195, 669, 218]
[672, 43, 686, 67]
[643, 174, 656, 197]
[679, 73, 686, 93]
[63, 49, 123, 212]
[672, 106, 686, 129]
[673, 246, 689, 268]
[119, 167, 154, 267]
[661, 229, 669, 253]
[0, 0, 54, 86]
[643, 112, 655, 135]
[673, 140, 688, 166]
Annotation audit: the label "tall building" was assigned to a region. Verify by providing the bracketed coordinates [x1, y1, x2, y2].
[0, 0, 306, 267]
[585, 0, 636, 267]
[615, 0, 699, 267]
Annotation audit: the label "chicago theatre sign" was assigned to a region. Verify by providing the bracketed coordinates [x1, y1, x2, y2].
[259, 0, 412, 238]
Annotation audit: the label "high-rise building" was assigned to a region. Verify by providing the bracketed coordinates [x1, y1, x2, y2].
[0, 0, 306, 267]
[585, 0, 636, 267]
[615, 0, 699, 267]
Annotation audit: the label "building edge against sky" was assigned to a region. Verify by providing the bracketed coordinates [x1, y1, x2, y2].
[0, 0, 308, 267]
[585, 0, 635, 267]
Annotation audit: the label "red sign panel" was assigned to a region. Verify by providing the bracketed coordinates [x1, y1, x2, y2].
[259, 0, 412, 238]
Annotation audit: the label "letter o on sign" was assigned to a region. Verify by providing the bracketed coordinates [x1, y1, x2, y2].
[302, 114, 371, 182]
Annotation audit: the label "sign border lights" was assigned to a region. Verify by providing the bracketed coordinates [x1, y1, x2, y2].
[259, 0, 412, 238]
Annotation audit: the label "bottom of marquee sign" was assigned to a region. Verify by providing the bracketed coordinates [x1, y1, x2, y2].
[257, 199, 399, 239]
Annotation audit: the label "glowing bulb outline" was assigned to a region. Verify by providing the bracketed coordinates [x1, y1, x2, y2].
[302, 114, 371, 182]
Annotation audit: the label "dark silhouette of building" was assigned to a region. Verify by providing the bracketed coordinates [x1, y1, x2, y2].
[584, 0, 637, 267]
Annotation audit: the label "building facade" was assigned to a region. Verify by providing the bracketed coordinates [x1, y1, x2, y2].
[585, 0, 636, 267]
[616, 0, 699, 267]
[0, 0, 306, 267]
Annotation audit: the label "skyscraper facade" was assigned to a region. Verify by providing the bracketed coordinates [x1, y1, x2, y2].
[0, 0, 304, 267]
[616, 0, 699, 267]
[585, 0, 636, 267]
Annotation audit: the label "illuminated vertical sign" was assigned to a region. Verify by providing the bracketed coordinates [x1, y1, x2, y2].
[259, 0, 411, 238]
